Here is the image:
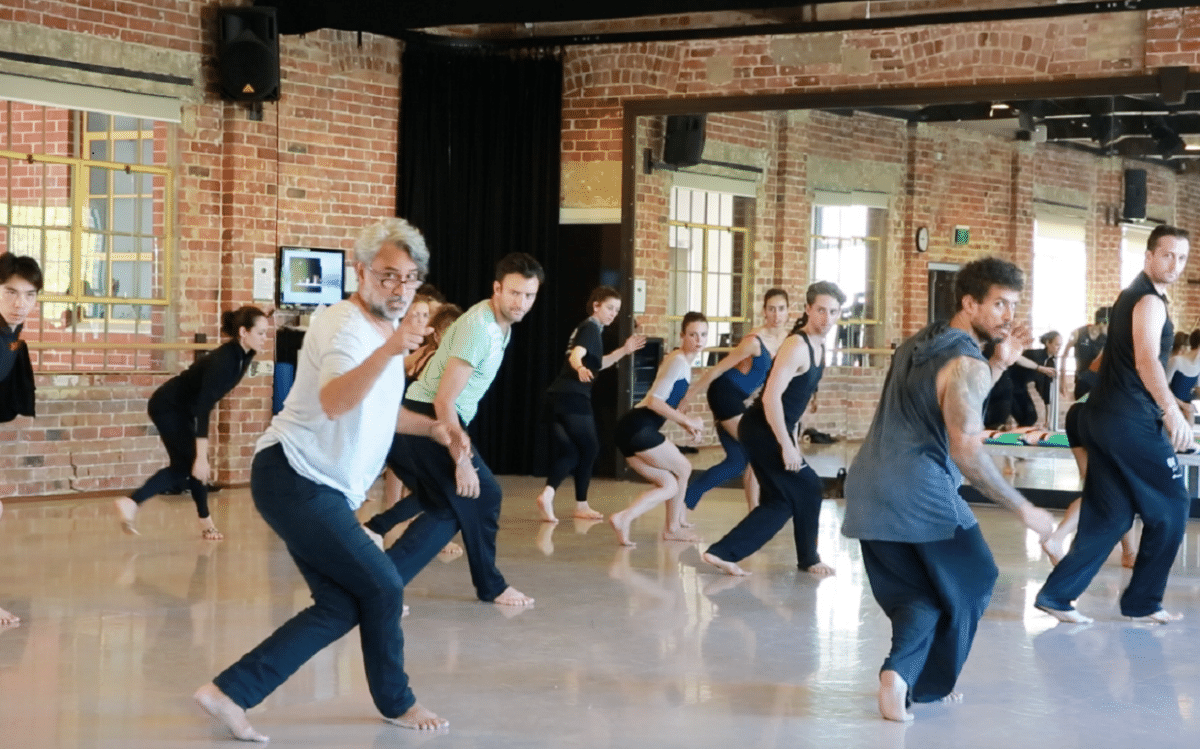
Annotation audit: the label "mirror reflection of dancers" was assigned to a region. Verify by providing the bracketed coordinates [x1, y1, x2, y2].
[0, 253, 43, 628]
[701, 282, 844, 577]
[609, 312, 708, 547]
[114, 307, 269, 540]
[535, 285, 645, 523]
[680, 289, 791, 521]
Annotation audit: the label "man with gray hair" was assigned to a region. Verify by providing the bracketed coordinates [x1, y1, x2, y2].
[194, 218, 450, 740]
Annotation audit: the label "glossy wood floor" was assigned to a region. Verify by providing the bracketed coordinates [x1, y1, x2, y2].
[2, 466, 1199, 748]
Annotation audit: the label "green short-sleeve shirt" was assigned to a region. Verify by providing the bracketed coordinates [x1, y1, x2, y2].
[405, 299, 510, 425]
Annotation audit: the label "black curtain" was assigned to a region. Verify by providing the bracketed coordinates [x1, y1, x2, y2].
[398, 41, 563, 476]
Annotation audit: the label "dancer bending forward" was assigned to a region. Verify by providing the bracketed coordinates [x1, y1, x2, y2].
[609, 312, 708, 546]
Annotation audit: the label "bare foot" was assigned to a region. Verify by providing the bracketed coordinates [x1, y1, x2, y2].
[572, 502, 603, 521]
[193, 682, 269, 742]
[1128, 610, 1183, 624]
[0, 606, 19, 625]
[384, 702, 448, 731]
[536, 486, 557, 523]
[492, 586, 534, 607]
[114, 497, 139, 536]
[199, 518, 223, 541]
[1035, 604, 1093, 624]
[610, 510, 635, 547]
[535, 522, 556, 556]
[662, 526, 701, 543]
[805, 561, 835, 577]
[678, 511, 695, 529]
[702, 551, 751, 577]
[878, 670, 914, 722]
[940, 691, 964, 703]
[1041, 536, 1067, 566]
[437, 542, 463, 561]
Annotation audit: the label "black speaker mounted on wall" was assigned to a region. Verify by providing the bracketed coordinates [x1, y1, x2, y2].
[663, 115, 706, 167]
[218, 7, 281, 102]
[1123, 168, 1147, 221]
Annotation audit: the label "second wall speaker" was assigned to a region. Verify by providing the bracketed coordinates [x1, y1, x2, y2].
[1123, 168, 1147, 221]
[218, 7, 281, 102]
[663, 115, 706, 167]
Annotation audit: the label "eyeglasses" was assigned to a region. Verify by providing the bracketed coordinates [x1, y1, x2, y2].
[367, 268, 424, 291]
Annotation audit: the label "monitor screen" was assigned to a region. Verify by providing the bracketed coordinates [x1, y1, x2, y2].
[277, 246, 345, 309]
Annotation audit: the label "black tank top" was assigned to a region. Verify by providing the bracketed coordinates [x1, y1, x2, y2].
[747, 332, 824, 432]
[1074, 326, 1106, 371]
[1094, 271, 1172, 418]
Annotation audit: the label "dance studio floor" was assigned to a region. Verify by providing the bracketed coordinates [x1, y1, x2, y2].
[3, 470, 1200, 748]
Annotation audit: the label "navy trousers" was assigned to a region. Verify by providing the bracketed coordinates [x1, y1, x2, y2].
[212, 444, 414, 717]
[705, 412, 822, 568]
[860, 524, 997, 704]
[1036, 407, 1189, 617]
[375, 432, 509, 602]
[684, 421, 748, 510]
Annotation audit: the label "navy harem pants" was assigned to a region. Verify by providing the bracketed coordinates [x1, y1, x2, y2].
[859, 524, 998, 704]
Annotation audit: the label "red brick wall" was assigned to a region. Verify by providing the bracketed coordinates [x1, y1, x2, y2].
[2, 1, 401, 497]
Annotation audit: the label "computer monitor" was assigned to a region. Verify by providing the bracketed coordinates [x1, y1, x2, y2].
[276, 246, 345, 309]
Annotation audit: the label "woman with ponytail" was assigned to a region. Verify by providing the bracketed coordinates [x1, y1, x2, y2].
[114, 306, 269, 539]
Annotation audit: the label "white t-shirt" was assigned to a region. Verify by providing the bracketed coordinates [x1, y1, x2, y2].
[257, 301, 406, 509]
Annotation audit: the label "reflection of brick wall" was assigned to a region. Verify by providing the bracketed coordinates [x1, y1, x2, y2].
[8, 1, 1200, 495]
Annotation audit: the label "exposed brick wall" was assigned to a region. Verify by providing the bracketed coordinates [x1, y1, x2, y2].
[3, 1, 401, 497]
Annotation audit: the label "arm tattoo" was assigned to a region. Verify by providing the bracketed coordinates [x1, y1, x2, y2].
[942, 357, 1031, 513]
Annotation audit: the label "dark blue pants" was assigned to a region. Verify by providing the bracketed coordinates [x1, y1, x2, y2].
[130, 397, 210, 518]
[684, 421, 748, 510]
[705, 412, 822, 568]
[212, 444, 414, 717]
[860, 524, 997, 704]
[376, 433, 509, 602]
[1037, 407, 1189, 617]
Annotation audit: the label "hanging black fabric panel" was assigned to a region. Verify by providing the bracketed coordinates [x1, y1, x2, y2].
[398, 42, 563, 476]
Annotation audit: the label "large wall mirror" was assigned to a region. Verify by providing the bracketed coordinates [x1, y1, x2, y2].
[619, 70, 1200, 444]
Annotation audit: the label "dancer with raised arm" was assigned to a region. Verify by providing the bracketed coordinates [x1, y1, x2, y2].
[702, 282, 844, 577]
[0, 253, 42, 628]
[193, 218, 448, 741]
[681, 288, 791, 517]
[842, 257, 1055, 722]
[536, 285, 645, 523]
[609, 312, 708, 547]
[114, 306, 268, 540]
[1035, 225, 1192, 625]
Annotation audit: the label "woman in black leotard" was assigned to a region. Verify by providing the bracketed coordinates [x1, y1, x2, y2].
[114, 306, 268, 540]
[702, 282, 847, 577]
[536, 286, 645, 523]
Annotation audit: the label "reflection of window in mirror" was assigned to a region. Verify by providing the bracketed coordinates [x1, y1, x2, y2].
[810, 201, 885, 367]
[1120, 223, 1151, 289]
[667, 185, 754, 364]
[1031, 213, 1086, 357]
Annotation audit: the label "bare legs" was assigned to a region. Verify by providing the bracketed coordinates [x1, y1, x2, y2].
[1041, 447, 1138, 568]
[610, 442, 699, 547]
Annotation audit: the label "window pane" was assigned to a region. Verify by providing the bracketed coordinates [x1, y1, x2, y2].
[88, 199, 108, 230]
[89, 166, 108, 195]
[87, 112, 109, 132]
[89, 141, 107, 161]
[113, 115, 139, 132]
[112, 197, 136, 233]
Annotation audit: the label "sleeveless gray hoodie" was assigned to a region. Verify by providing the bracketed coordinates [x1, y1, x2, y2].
[842, 321, 987, 543]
